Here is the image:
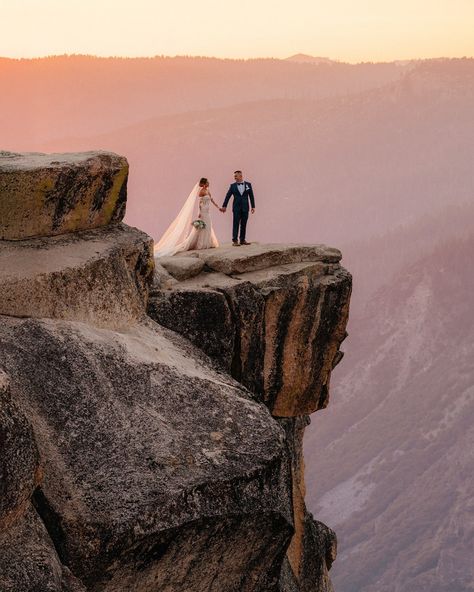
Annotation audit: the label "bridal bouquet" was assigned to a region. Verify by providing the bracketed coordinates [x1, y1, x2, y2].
[192, 219, 206, 230]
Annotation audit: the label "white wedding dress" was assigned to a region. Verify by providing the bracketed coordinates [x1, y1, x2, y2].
[154, 182, 219, 258]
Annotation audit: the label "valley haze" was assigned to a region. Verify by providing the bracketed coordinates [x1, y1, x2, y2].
[1, 53, 473, 592]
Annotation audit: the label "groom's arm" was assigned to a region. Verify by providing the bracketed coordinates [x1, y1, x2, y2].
[222, 185, 233, 208]
[248, 183, 255, 209]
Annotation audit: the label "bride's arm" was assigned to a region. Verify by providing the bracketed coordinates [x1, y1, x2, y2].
[208, 191, 219, 209]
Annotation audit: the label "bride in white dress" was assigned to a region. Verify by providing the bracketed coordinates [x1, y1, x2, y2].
[154, 177, 220, 257]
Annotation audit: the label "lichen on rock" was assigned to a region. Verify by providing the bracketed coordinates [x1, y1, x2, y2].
[0, 151, 128, 240]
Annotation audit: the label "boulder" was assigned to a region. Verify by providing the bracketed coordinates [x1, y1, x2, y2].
[0, 224, 154, 329]
[0, 315, 293, 591]
[158, 255, 205, 281]
[0, 151, 128, 240]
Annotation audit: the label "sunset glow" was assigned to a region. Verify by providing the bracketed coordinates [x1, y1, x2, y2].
[2, 0, 474, 62]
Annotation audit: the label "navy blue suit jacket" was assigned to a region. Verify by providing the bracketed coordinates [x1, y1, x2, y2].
[222, 182, 255, 212]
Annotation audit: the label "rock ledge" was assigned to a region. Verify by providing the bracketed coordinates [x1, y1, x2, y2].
[151, 243, 351, 417]
[172, 242, 342, 275]
[0, 151, 128, 240]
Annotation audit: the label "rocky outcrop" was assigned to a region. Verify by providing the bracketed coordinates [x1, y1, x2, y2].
[148, 245, 351, 416]
[1, 315, 293, 591]
[148, 243, 351, 590]
[0, 151, 128, 240]
[0, 152, 351, 592]
[0, 224, 154, 329]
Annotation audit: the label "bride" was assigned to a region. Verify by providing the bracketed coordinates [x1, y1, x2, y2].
[154, 177, 220, 257]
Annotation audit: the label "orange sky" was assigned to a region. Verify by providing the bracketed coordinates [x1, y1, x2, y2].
[2, 0, 473, 62]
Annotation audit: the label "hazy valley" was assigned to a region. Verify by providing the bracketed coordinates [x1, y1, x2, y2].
[1, 54, 473, 591]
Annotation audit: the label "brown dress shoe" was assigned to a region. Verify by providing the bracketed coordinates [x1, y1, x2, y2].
[240, 240, 251, 245]
[232, 241, 241, 246]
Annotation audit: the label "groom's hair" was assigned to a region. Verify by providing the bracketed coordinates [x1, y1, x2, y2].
[234, 170, 242, 174]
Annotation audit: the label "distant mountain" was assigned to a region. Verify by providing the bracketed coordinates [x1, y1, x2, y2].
[24, 58, 474, 251]
[2, 52, 473, 592]
[304, 234, 474, 592]
[0, 54, 414, 148]
[341, 201, 474, 306]
[285, 54, 336, 64]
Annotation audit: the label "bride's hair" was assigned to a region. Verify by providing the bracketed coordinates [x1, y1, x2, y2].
[199, 177, 209, 186]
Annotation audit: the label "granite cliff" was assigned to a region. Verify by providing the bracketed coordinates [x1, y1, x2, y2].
[0, 151, 351, 591]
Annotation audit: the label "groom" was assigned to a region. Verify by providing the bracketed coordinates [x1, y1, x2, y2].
[220, 170, 256, 246]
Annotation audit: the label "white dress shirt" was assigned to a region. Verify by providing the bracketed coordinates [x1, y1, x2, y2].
[237, 182, 245, 195]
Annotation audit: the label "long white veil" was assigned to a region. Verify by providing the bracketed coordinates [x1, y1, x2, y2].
[154, 182, 200, 257]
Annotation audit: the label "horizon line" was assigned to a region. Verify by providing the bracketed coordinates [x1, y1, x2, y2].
[1, 53, 473, 65]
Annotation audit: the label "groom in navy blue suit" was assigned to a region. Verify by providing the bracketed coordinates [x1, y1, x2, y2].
[220, 170, 256, 246]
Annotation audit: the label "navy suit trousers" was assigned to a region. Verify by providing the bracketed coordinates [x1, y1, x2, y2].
[232, 209, 249, 242]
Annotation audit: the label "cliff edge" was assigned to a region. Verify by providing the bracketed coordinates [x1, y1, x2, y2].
[0, 151, 351, 592]
[149, 244, 351, 591]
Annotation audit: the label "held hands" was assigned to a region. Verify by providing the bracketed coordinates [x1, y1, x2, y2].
[219, 207, 255, 213]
